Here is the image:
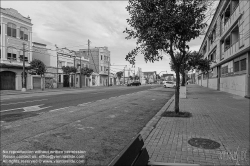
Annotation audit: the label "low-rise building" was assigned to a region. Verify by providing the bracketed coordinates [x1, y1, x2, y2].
[0, 8, 33, 90]
[80, 46, 110, 86]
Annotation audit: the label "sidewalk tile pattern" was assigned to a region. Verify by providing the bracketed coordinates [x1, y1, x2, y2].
[144, 85, 249, 166]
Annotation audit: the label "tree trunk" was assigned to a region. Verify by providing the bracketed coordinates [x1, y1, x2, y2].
[175, 68, 180, 113]
[181, 71, 185, 86]
[41, 75, 44, 91]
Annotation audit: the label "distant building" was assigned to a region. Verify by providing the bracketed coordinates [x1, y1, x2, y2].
[80, 46, 110, 86]
[0, 8, 33, 90]
[196, 0, 250, 97]
[161, 74, 174, 81]
[142, 71, 157, 84]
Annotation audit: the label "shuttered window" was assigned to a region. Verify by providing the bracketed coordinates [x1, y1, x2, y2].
[7, 23, 16, 37]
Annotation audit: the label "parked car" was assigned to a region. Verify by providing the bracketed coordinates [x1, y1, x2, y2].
[127, 81, 141, 86]
[163, 81, 176, 88]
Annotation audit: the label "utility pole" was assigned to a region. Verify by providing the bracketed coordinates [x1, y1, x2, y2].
[88, 39, 90, 87]
[80, 56, 82, 88]
[21, 43, 26, 92]
[108, 56, 110, 87]
[55, 45, 59, 89]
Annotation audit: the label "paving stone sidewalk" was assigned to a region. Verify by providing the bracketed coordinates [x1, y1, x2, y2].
[144, 84, 249, 166]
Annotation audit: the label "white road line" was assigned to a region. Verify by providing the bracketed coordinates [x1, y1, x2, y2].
[78, 102, 91, 106]
[1, 99, 48, 106]
[49, 106, 72, 112]
[0, 107, 24, 112]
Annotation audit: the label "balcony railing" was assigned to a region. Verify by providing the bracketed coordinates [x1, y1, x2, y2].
[222, 5, 241, 35]
[223, 40, 239, 60]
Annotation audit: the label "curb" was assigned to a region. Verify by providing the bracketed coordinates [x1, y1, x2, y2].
[139, 94, 175, 141]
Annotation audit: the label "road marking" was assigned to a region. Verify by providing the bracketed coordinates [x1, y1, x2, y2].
[23, 105, 52, 112]
[91, 92, 106, 94]
[0, 107, 24, 112]
[1, 99, 48, 106]
[78, 102, 91, 106]
[49, 106, 72, 112]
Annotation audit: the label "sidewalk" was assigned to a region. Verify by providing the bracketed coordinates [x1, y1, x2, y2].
[142, 84, 249, 166]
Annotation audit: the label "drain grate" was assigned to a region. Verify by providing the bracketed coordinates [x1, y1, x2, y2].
[188, 138, 220, 149]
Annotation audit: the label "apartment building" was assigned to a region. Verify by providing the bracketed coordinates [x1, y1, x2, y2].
[196, 0, 250, 98]
[0, 8, 33, 90]
[80, 46, 110, 86]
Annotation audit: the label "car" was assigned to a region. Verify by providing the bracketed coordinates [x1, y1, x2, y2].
[127, 81, 141, 86]
[163, 81, 176, 88]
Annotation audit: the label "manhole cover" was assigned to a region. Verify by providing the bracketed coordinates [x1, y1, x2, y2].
[188, 138, 220, 149]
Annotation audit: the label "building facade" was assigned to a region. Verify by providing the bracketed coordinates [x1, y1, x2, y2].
[196, 0, 250, 97]
[0, 8, 33, 90]
[80, 46, 110, 86]
[32, 42, 57, 89]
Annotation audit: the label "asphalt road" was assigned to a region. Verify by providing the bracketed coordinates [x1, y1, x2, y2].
[0, 85, 162, 122]
[0, 85, 175, 165]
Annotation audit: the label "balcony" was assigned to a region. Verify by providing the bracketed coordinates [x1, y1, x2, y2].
[221, 5, 242, 36]
[223, 40, 239, 60]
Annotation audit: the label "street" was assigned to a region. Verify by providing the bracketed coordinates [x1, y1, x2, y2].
[0, 85, 175, 165]
[1, 85, 161, 122]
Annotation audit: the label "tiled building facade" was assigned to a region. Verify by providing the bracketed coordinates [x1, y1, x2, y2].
[0, 8, 33, 90]
[196, 0, 250, 98]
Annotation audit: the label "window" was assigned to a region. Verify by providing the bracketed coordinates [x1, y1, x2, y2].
[234, 61, 240, 72]
[19, 54, 28, 62]
[240, 59, 246, 71]
[0, 25, 1, 34]
[101, 55, 102, 60]
[224, 35, 230, 51]
[20, 27, 28, 41]
[231, 25, 239, 45]
[221, 66, 228, 75]
[7, 23, 16, 37]
[101, 66, 103, 71]
[7, 47, 17, 61]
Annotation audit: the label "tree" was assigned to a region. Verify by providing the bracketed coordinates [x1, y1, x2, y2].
[28, 59, 46, 90]
[134, 75, 139, 80]
[124, 0, 208, 113]
[116, 71, 123, 84]
[170, 51, 212, 86]
[62, 66, 77, 87]
[129, 76, 133, 80]
[81, 67, 94, 77]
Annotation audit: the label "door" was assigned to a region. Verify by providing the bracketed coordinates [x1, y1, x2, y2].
[63, 75, 69, 87]
[0, 71, 16, 90]
[33, 77, 41, 89]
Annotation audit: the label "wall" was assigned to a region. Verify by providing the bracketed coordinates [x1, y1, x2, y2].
[220, 74, 246, 97]
[208, 78, 218, 90]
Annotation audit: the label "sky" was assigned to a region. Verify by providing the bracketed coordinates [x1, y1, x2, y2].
[1, 1, 214, 76]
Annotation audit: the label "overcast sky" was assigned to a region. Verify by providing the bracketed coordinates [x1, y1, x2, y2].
[2, 1, 210, 75]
